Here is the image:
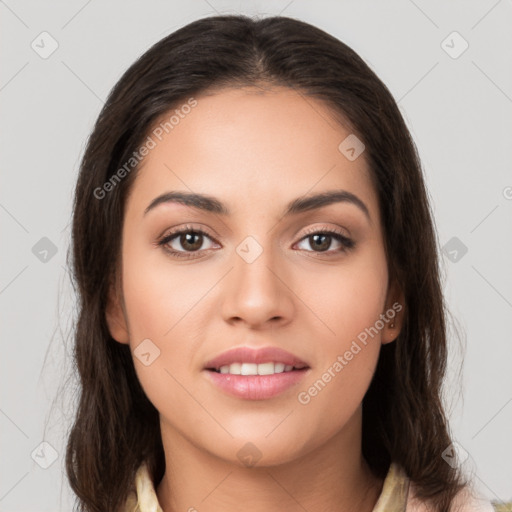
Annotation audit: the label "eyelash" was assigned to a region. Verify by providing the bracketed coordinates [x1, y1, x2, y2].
[157, 224, 355, 260]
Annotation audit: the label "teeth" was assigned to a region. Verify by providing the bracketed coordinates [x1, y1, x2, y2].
[256, 362, 274, 375]
[241, 363, 258, 375]
[225, 362, 241, 374]
[217, 362, 298, 375]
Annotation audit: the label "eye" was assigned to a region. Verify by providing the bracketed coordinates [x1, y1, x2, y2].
[157, 225, 355, 260]
[157, 225, 219, 259]
[295, 228, 355, 255]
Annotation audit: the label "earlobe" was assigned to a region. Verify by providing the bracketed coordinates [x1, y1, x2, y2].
[381, 278, 405, 345]
[105, 280, 130, 345]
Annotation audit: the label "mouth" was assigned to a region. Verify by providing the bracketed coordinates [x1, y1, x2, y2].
[206, 362, 309, 375]
[202, 346, 310, 400]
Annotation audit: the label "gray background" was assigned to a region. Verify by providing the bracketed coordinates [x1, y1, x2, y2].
[1, 0, 511, 510]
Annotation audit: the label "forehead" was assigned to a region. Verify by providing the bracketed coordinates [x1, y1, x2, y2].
[126, 86, 378, 222]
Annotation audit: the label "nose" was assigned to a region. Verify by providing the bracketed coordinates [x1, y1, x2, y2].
[220, 240, 294, 329]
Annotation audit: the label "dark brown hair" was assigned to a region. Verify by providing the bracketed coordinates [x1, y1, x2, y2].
[65, 14, 465, 511]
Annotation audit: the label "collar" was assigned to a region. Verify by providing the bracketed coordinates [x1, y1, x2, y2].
[123, 460, 409, 512]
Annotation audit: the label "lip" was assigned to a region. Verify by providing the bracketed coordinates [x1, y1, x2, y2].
[202, 346, 310, 400]
[203, 346, 309, 370]
[204, 369, 310, 400]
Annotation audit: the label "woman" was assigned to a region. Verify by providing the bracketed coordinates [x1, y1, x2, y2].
[65, 14, 496, 512]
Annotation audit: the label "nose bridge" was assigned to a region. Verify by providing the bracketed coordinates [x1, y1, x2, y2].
[221, 233, 292, 326]
[234, 233, 281, 295]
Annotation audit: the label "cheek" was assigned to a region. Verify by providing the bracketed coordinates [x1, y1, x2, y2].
[120, 254, 207, 424]
[121, 237, 214, 343]
[296, 246, 388, 349]
[295, 299, 384, 448]
[295, 341, 380, 455]
[293, 248, 387, 424]
[119, 241, 186, 388]
[120, 240, 221, 409]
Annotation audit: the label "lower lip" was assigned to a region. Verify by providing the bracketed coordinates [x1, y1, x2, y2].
[204, 368, 309, 400]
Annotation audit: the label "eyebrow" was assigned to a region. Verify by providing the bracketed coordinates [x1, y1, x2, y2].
[144, 189, 371, 222]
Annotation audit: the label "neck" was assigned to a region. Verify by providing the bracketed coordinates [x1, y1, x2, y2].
[156, 409, 383, 512]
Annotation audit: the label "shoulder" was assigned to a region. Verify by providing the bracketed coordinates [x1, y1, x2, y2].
[407, 481, 496, 512]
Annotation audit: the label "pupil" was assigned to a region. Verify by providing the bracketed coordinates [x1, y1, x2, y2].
[311, 234, 330, 252]
[182, 232, 202, 251]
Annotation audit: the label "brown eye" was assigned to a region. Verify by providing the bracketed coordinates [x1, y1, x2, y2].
[295, 229, 355, 255]
[178, 232, 204, 252]
[158, 226, 219, 259]
[308, 233, 331, 252]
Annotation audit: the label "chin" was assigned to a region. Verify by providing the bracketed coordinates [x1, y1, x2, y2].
[205, 434, 308, 469]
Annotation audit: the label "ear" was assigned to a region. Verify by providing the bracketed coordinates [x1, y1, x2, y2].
[381, 277, 405, 345]
[105, 277, 130, 345]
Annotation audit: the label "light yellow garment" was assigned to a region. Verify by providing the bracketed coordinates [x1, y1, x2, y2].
[123, 461, 408, 512]
[122, 460, 502, 512]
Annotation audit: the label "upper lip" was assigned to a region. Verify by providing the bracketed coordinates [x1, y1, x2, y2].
[204, 346, 309, 370]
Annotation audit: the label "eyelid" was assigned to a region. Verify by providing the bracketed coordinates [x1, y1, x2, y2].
[299, 224, 351, 239]
[157, 224, 219, 251]
[159, 223, 214, 239]
[157, 223, 355, 258]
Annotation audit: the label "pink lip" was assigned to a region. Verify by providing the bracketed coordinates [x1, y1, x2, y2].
[202, 346, 310, 400]
[204, 369, 310, 400]
[203, 346, 309, 370]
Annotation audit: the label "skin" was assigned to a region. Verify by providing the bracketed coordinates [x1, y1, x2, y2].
[106, 85, 404, 512]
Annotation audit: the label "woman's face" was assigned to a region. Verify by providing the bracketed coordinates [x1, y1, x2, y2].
[107, 86, 402, 466]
